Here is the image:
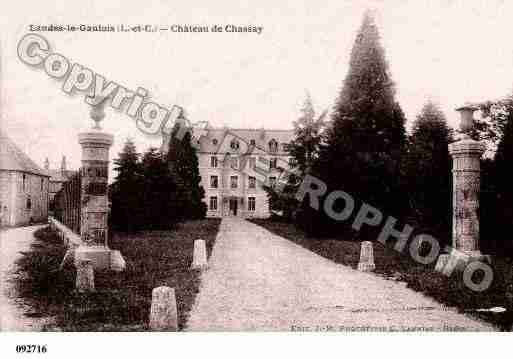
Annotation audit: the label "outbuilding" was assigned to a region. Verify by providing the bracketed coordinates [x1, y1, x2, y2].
[0, 131, 50, 227]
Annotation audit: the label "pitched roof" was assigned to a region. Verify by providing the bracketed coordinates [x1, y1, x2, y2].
[47, 169, 76, 182]
[196, 127, 294, 154]
[0, 131, 50, 177]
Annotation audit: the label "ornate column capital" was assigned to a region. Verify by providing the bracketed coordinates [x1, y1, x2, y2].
[449, 138, 486, 158]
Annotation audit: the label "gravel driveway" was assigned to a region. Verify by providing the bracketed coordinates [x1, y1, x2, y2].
[186, 218, 494, 331]
[1, 225, 50, 331]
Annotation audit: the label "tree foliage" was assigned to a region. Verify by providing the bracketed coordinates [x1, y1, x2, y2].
[166, 120, 207, 220]
[265, 93, 327, 220]
[403, 101, 453, 241]
[289, 92, 327, 175]
[110, 133, 206, 232]
[110, 139, 144, 232]
[140, 147, 179, 229]
[493, 107, 513, 229]
[306, 11, 407, 237]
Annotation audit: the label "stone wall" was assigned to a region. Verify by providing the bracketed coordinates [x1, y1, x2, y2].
[0, 170, 49, 226]
[53, 173, 81, 234]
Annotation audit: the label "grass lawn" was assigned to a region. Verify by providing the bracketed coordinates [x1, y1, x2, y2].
[14, 219, 221, 331]
[249, 218, 513, 331]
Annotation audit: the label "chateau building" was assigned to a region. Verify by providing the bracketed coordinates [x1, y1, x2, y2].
[195, 128, 294, 218]
[0, 131, 50, 226]
[44, 155, 76, 206]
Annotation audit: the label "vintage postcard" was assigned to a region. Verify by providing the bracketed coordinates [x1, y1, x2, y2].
[1, 0, 512, 357]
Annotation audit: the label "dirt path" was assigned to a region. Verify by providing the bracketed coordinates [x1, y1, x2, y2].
[1, 225, 50, 331]
[186, 218, 494, 331]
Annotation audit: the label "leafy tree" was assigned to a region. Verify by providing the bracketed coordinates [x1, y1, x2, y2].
[166, 119, 207, 220]
[265, 92, 327, 221]
[289, 93, 328, 175]
[110, 139, 143, 232]
[404, 101, 453, 241]
[471, 99, 513, 152]
[311, 10, 407, 237]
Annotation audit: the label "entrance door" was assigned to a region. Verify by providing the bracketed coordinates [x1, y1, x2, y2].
[229, 199, 238, 216]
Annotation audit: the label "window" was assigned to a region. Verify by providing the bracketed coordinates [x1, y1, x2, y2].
[269, 176, 276, 187]
[269, 139, 278, 153]
[231, 157, 238, 169]
[40, 178, 44, 191]
[248, 176, 256, 189]
[288, 157, 294, 167]
[209, 196, 218, 211]
[248, 197, 256, 211]
[250, 139, 256, 146]
[212, 139, 218, 145]
[230, 139, 240, 150]
[248, 157, 256, 169]
[26, 195, 32, 210]
[270, 157, 277, 169]
[211, 156, 218, 168]
[210, 175, 218, 188]
[230, 175, 238, 189]
[22, 174, 26, 191]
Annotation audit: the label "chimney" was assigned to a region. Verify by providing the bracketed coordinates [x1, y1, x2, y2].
[61, 155, 67, 172]
[44, 157, 50, 170]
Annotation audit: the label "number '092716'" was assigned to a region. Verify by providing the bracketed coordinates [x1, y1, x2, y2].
[15, 345, 47, 354]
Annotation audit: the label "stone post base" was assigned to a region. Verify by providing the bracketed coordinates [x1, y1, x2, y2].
[74, 246, 127, 271]
[435, 251, 492, 275]
[462, 250, 492, 262]
[357, 262, 376, 272]
[74, 246, 112, 270]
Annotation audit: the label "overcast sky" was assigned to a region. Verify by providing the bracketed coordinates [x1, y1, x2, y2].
[2, 0, 513, 172]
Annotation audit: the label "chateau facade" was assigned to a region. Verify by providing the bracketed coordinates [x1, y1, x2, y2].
[196, 128, 294, 218]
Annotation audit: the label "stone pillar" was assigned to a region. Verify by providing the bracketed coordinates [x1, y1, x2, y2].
[75, 100, 114, 270]
[76, 259, 95, 292]
[449, 105, 486, 257]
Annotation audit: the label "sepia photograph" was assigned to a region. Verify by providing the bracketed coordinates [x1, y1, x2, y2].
[1, 0, 512, 357]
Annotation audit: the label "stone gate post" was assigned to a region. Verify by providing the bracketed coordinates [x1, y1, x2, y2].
[448, 104, 486, 257]
[75, 100, 114, 270]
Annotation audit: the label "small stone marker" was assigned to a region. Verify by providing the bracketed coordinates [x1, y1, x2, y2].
[149, 286, 178, 331]
[357, 241, 375, 272]
[110, 250, 126, 272]
[191, 239, 208, 270]
[76, 259, 95, 292]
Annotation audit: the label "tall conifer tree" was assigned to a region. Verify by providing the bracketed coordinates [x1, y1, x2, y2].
[140, 147, 179, 229]
[313, 11, 407, 236]
[167, 119, 207, 220]
[404, 101, 453, 240]
[110, 139, 143, 232]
